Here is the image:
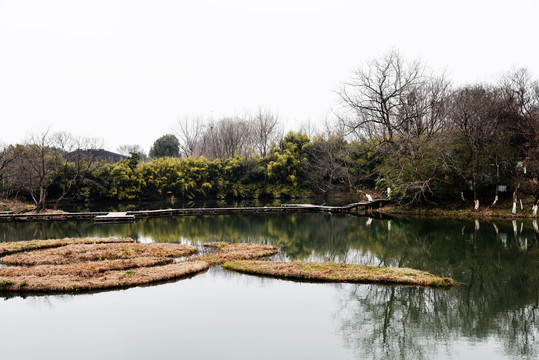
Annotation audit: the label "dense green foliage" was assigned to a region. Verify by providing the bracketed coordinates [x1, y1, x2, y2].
[72, 132, 315, 202]
[148, 134, 180, 158]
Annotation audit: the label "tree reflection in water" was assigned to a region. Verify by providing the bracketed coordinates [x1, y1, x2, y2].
[0, 214, 537, 359]
[333, 218, 538, 360]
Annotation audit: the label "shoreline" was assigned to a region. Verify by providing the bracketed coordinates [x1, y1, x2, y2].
[376, 204, 539, 220]
[0, 200, 389, 223]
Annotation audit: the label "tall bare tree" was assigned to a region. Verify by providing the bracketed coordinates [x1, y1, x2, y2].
[51, 132, 103, 210]
[117, 144, 147, 159]
[248, 108, 281, 157]
[6, 130, 103, 212]
[337, 50, 426, 143]
[446, 85, 509, 210]
[9, 129, 58, 211]
[174, 115, 207, 157]
[337, 50, 451, 203]
[305, 134, 351, 194]
[500, 68, 539, 214]
[202, 117, 251, 159]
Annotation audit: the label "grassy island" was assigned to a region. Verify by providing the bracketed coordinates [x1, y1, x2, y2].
[0, 239, 280, 293]
[0, 238, 456, 293]
[196, 242, 279, 265]
[0, 238, 209, 292]
[223, 260, 457, 287]
[0, 237, 136, 256]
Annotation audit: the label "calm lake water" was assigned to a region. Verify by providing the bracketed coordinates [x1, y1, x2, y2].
[0, 214, 537, 360]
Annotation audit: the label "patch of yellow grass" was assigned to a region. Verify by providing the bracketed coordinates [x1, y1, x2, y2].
[0, 257, 173, 277]
[0, 261, 209, 292]
[223, 260, 457, 287]
[2, 243, 197, 266]
[0, 239, 457, 293]
[0, 239, 203, 293]
[194, 242, 279, 265]
[0, 237, 134, 256]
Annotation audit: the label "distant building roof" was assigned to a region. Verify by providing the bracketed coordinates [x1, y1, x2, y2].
[66, 149, 127, 162]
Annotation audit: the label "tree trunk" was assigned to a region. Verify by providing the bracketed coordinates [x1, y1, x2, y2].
[512, 182, 520, 215]
[492, 158, 499, 206]
[53, 194, 66, 211]
[38, 186, 47, 213]
[473, 176, 479, 211]
[53, 183, 73, 211]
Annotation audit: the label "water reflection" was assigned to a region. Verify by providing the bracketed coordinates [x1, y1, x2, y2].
[0, 214, 537, 359]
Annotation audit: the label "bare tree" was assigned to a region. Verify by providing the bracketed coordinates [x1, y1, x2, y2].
[305, 134, 351, 194]
[337, 50, 426, 143]
[117, 144, 147, 158]
[337, 51, 451, 203]
[501, 68, 538, 119]
[10, 129, 58, 211]
[447, 85, 508, 210]
[6, 130, 103, 212]
[500, 68, 539, 214]
[173, 115, 207, 157]
[202, 117, 251, 159]
[321, 115, 346, 138]
[248, 108, 281, 157]
[397, 75, 450, 146]
[299, 118, 318, 139]
[52, 132, 103, 210]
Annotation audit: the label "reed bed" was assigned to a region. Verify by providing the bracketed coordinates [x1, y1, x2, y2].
[2, 243, 197, 266]
[223, 260, 457, 287]
[195, 242, 279, 265]
[0, 237, 134, 256]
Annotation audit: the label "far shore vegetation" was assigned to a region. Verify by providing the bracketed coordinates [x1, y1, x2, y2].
[0, 239, 454, 293]
[1, 50, 539, 217]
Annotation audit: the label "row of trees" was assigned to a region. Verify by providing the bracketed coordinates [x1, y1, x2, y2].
[174, 108, 281, 158]
[1, 50, 538, 212]
[337, 50, 539, 212]
[139, 108, 283, 160]
[70, 131, 341, 202]
[0, 131, 332, 210]
[0, 131, 102, 211]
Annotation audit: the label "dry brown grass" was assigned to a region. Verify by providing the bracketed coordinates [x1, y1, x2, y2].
[223, 260, 457, 287]
[0, 237, 134, 256]
[0, 261, 209, 292]
[0, 257, 173, 277]
[2, 243, 197, 266]
[0, 238, 205, 293]
[194, 242, 279, 265]
[0, 240, 279, 293]
[0, 238, 456, 293]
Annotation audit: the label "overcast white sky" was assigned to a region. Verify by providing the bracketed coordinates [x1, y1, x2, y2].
[1, 0, 538, 153]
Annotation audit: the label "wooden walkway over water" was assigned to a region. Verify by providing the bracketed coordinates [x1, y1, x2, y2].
[0, 200, 389, 223]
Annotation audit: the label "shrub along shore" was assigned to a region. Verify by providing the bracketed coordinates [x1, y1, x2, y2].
[0, 239, 456, 293]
